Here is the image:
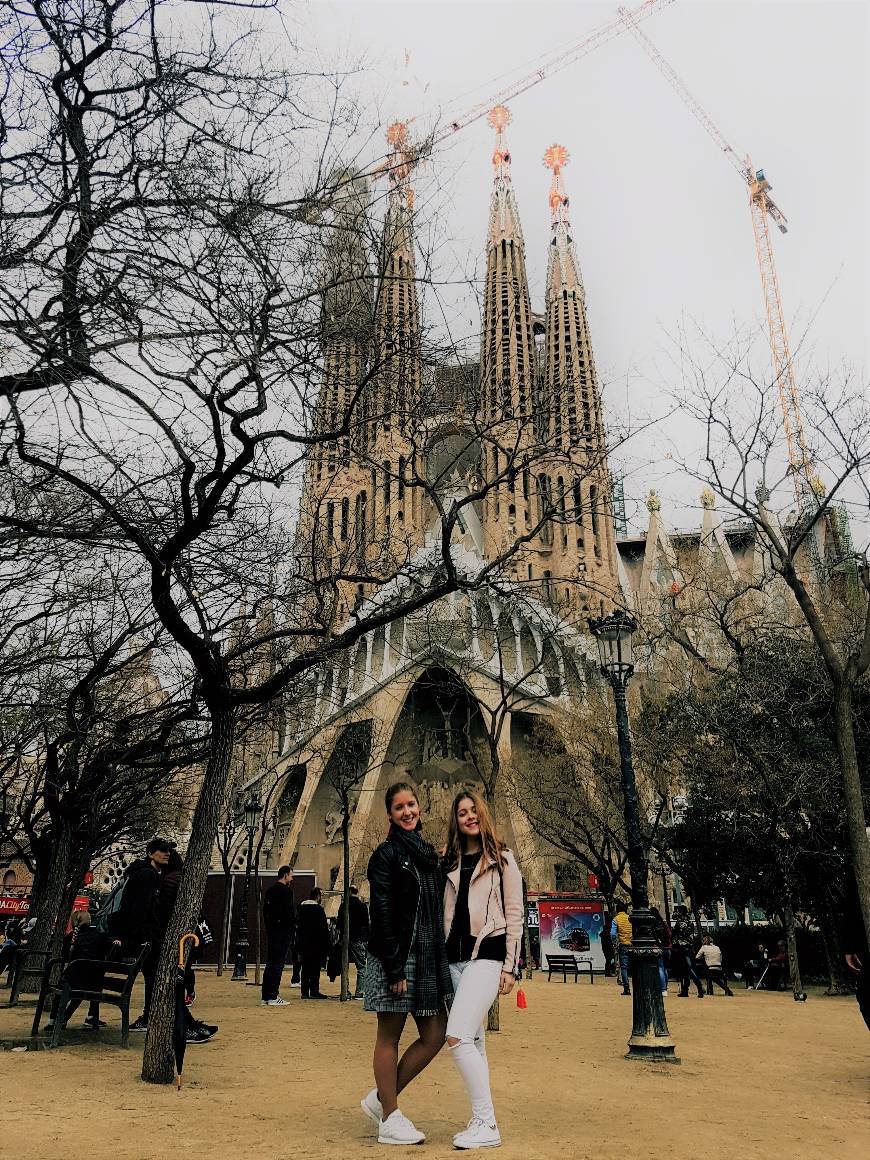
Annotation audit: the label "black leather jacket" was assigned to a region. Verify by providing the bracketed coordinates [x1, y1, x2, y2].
[367, 834, 421, 984]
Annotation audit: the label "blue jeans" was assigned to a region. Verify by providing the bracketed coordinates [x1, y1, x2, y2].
[618, 945, 631, 988]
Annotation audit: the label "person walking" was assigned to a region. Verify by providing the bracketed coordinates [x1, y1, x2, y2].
[261, 866, 296, 1006]
[695, 935, 734, 996]
[650, 905, 671, 996]
[360, 781, 453, 1147]
[108, 836, 172, 1031]
[671, 904, 704, 998]
[610, 901, 632, 996]
[442, 790, 523, 1151]
[297, 887, 329, 1000]
[337, 884, 369, 1000]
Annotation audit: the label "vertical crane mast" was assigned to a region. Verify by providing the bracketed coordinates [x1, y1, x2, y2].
[616, 6, 814, 502]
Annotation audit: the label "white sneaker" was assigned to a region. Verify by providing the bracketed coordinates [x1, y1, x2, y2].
[453, 1117, 501, 1150]
[378, 1110, 425, 1145]
[360, 1088, 383, 1125]
[261, 997, 289, 1006]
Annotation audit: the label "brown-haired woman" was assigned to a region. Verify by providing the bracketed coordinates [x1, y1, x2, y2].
[442, 790, 523, 1150]
[360, 781, 453, 1146]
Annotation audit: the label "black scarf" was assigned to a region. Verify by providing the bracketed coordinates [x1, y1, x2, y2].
[389, 825, 453, 1013]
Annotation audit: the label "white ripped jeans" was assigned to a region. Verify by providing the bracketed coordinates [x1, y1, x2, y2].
[446, 959, 503, 1124]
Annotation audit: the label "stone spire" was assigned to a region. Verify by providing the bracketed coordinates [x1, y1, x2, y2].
[542, 145, 604, 456]
[373, 121, 422, 431]
[480, 106, 536, 421]
[316, 169, 373, 458]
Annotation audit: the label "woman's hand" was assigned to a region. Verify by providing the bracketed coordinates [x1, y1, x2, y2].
[390, 978, 408, 995]
[498, 971, 515, 997]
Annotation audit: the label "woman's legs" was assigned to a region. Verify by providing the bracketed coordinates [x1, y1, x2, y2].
[446, 960, 502, 1125]
[396, 1010, 448, 1096]
[373, 1010, 447, 1119]
[373, 1013, 407, 1118]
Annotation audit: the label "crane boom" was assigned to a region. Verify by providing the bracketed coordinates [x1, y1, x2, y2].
[431, 0, 675, 147]
[617, 5, 813, 498]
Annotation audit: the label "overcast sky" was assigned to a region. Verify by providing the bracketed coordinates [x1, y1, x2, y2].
[290, 0, 868, 531]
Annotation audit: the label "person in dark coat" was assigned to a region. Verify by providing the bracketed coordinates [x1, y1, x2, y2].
[337, 885, 370, 999]
[46, 911, 111, 1031]
[108, 837, 173, 1030]
[296, 887, 330, 999]
[261, 866, 296, 1005]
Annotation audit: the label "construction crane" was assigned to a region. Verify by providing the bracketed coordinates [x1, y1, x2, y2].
[615, 5, 814, 503]
[370, 0, 675, 205]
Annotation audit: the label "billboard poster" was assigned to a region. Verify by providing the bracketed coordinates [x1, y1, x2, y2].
[537, 898, 606, 972]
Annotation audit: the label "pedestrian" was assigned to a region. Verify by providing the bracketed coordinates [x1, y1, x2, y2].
[743, 942, 769, 989]
[360, 781, 453, 1147]
[297, 887, 329, 1000]
[649, 905, 671, 996]
[337, 884, 369, 1000]
[610, 900, 632, 996]
[261, 865, 296, 1006]
[108, 836, 172, 1031]
[158, 850, 218, 1042]
[600, 913, 615, 978]
[45, 911, 110, 1033]
[838, 870, 869, 1031]
[671, 904, 704, 998]
[765, 939, 790, 991]
[695, 935, 734, 996]
[441, 789, 523, 1151]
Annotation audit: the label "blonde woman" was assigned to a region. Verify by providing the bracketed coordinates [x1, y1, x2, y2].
[361, 781, 453, 1146]
[442, 790, 523, 1150]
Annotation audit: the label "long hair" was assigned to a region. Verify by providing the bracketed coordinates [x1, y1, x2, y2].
[384, 780, 422, 832]
[444, 789, 506, 872]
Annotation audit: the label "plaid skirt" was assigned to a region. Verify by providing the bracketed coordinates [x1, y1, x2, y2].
[363, 949, 448, 1017]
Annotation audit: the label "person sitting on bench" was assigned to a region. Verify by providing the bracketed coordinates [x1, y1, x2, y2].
[46, 911, 114, 1032]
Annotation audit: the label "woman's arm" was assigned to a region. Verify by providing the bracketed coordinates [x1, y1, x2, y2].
[367, 844, 406, 984]
[500, 851, 525, 978]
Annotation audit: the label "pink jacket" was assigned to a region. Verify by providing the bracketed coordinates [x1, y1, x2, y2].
[443, 848, 524, 973]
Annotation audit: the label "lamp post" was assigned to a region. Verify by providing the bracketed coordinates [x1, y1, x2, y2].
[588, 609, 679, 1064]
[231, 792, 260, 981]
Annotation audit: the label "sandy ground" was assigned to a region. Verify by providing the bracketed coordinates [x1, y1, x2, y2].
[1, 970, 867, 1160]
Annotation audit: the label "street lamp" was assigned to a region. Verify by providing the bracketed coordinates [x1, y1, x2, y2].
[231, 791, 261, 981]
[588, 609, 679, 1064]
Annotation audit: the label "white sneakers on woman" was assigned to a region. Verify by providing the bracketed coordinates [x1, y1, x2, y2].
[361, 1092, 425, 1145]
[360, 1089, 383, 1124]
[453, 1117, 502, 1149]
[378, 1110, 426, 1145]
[361, 1089, 499, 1148]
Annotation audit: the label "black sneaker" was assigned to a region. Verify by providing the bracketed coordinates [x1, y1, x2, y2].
[129, 1016, 148, 1032]
[83, 1016, 107, 1029]
[194, 1021, 218, 1036]
[186, 1025, 213, 1044]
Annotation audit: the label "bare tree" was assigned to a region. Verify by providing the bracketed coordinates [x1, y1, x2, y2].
[664, 325, 870, 948]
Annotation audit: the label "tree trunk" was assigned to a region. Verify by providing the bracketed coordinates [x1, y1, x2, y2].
[340, 805, 350, 1002]
[817, 907, 853, 996]
[20, 819, 74, 994]
[142, 702, 236, 1084]
[782, 897, 804, 997]
[832, 683, 870, 951]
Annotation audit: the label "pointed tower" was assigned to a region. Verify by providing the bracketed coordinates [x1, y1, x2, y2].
[541, 144, 617, 590]
[373, 122, 422, 431]
[480, 106, 536, 423]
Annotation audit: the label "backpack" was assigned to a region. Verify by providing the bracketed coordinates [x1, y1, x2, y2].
[92, 878, 127, 934]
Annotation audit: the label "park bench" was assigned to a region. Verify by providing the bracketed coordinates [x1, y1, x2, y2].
[30, 943, 150, 1048]
[6, 947, 51, 1007]
[546, 953, 594, 983]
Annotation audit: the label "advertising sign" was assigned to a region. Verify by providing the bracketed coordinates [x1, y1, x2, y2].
[0, 895, 90, 917]
[537, 898, 606, 972]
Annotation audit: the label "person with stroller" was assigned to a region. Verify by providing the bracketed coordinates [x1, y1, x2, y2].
[695, 935, 734, 996]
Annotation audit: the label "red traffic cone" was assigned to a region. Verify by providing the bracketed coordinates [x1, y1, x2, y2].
[516, 987, 527, 1009]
